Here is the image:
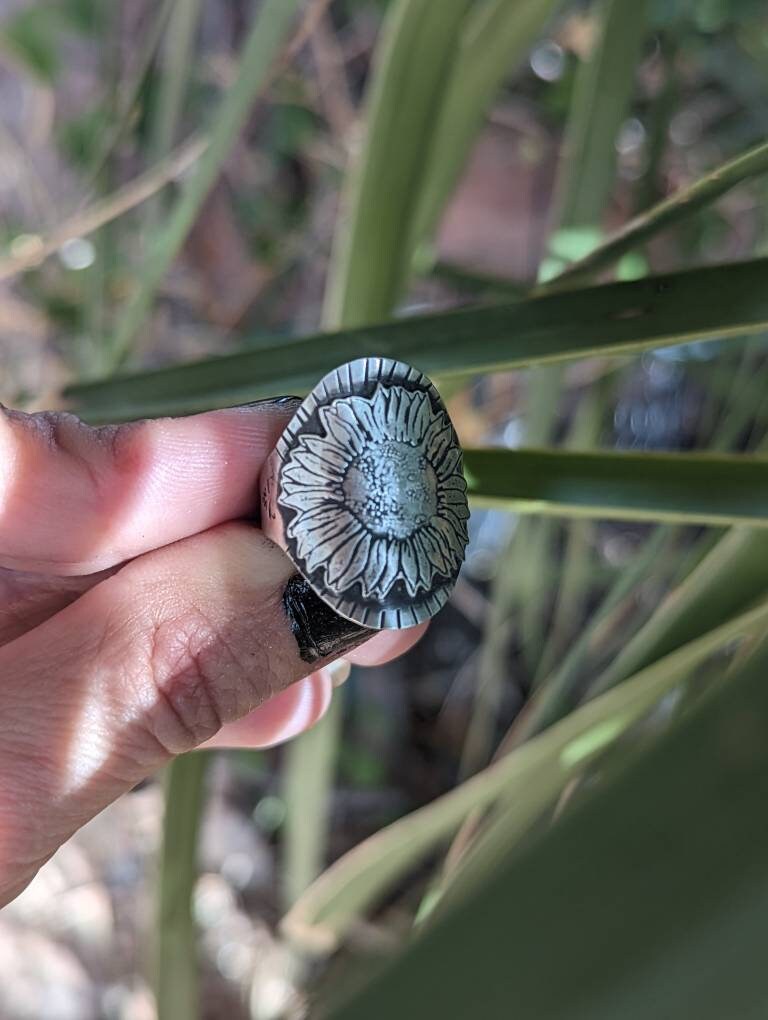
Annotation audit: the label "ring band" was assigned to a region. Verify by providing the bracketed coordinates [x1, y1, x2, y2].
[259, 358, 470, 630]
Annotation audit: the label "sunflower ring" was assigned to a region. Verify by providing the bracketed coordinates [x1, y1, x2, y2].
[259, 358, 470, 629]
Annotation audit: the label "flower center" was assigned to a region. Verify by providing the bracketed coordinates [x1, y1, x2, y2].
[342, 441, 438, 540]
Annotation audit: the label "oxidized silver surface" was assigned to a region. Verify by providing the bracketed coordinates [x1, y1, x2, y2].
[259, 358, 470, 629]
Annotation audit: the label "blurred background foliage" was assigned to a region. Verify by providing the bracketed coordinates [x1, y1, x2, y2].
[2, 0, 768, 1018]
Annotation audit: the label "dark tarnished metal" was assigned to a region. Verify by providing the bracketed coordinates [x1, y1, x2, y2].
[260, 358, 470, 629]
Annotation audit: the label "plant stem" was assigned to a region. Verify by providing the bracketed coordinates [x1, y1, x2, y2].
[154, 754, 209, 1020]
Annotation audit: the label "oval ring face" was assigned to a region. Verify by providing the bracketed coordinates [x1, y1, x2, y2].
[269, 358, 469, 629]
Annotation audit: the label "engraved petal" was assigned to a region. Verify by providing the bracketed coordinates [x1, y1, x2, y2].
[360, 538, 389, 598]
[441, 487, 469, 508]
[293, 449, 346, 482]
[372, 386, 391, 434]
[420, 524, 451, 573]
[435, 445, 463, 482]
[411, 531, 434, 583]
[400, 540, 421, 596]
[343, 396, 379, 440]
[302, 434, 353, 470]
[319, 404, 364, 453]
[304, 519, 362, 574]
[434, 516, 463, 562]
[375, 542, 401, 597]
[425, 418, 454, 460]
[327, 531, 366, 587]
[335, 533, 372, 590]
[394, 388, 410, 441]
[282, 461, 333, 487]
[409, 391, 432, 443]
[281, 489, 337, 512]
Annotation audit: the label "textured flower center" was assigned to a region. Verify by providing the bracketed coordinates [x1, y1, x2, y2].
[343, 440, 438, 540]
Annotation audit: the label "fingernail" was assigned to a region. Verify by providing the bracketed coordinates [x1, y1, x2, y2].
[232, 396, 302, 411]
[268, 673, 333, 745]
[326, 659, 352, 687]
[283, 575, 375, 664]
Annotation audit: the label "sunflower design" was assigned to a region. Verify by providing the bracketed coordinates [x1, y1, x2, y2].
[278, 384, 469, 608]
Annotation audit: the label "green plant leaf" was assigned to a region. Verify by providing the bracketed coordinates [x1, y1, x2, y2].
[154, 753, 209, 1020]
[464, 447, 768, 528]
[282, 695, 344, 907]
[590, 526, 768, 696]
[106, 0, 303, 369]
[281, 598, 768, 954]
[323, 635, 768, 1020]
[67, 258, 768, 420]
[548, 137, 768, 290]
[411, 0, 563, 249]
[552, 0, 648, 228]
[323, 0, 474, 329]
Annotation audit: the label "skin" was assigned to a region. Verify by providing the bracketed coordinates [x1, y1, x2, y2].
[0, 402, 425, 906]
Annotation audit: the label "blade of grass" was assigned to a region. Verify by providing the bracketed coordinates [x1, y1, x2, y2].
[324, 635, 768, 1020]
[0, 135, 206, 281]
[441, 525, 675, 877]
[83, 0, 178, 192]
[518, 0, 648, 674]
[323, 0, 473, 329]
[148, 0, 202, 162]
[553, 0, 648, 227]
[463, 447, 768, 528]
[282, 694, 344, 907]
[66, 257, 768, 419]
[548, 137, 768, 291]
[154, 753, 209, 1020]
[411, 0, 563, 251]
[281, 597, 768, 954]
[589, 526, 768, 696]
[533, 388, 606, 683]
[106, 0, 303, 371]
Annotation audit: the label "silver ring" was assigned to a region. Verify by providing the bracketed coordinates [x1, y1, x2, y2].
[259, 358, 470, 630]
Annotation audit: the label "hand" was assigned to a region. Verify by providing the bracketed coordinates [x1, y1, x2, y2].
[0, 400, 424, 905]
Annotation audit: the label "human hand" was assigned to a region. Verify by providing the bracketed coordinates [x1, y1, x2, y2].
[0, 400, 424, 905]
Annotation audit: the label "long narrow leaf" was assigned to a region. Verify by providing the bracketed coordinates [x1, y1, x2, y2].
[412, 0, 562, 249]
[323, 0, 473, 328]
[465, 447, 768, 528]
[107, 0, 302, 368]
[548, 138, 768, 290]
[325, 636, 768, 1020]
[154, 754, 209, 1020]
[553, 0, 648, 227]
[281, 598, 768, 953]
[67, 258, 768, 420]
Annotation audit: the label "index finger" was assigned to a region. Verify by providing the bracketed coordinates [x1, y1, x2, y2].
[0, 398, 298, 574]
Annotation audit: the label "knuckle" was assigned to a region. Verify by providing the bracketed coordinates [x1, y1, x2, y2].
[142, 602, 276, 756]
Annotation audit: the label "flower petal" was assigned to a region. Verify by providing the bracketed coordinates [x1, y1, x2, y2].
[409, 391, 432, 443]
[412, 531, 434, 581]
[335, 533, 372, 590]
[372, 386, 391, 436]
[420, 525, 451, 574]
[440, 487, 469, 508]
[342, 396, 379, 440]
[376, 542, 401, 597]
[306, 522, 363, 575]
[280, 489, 337, 513]
[302, 435, 352, 471]
[326, 530, 366, 587]
[435, 445, 462, 482]
[425, 418, 454, 460]
[360, 538, 389, 597]
[433, 516, 463, 565]
[293, 449, 345, 483]
[400, 540, 421, 596]
[319, 403, 364, 453]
